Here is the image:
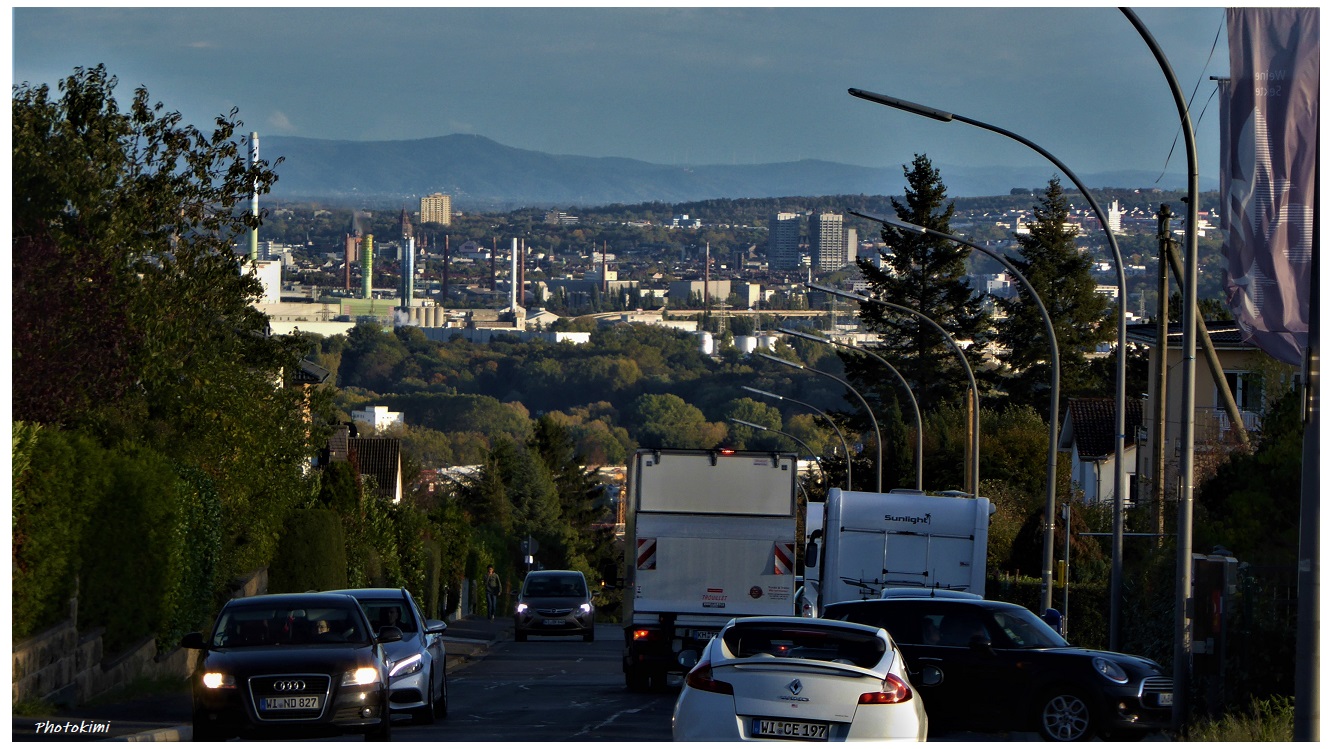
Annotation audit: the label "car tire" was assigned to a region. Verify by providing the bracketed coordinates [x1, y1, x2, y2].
[413, 672, 436, 725]
[436, 669, 448, 719]
[1036, 687, 1097, 741]
[515, 629, 527, 642]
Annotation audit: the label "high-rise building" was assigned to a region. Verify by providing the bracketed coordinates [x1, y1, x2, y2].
[809, 212, 845, 272]
[420, 193, 452, 226]
[768, 212, 802, 270]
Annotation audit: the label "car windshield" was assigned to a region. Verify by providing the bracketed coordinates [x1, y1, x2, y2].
[212, 603, 369, 647]
[524, 574, 587, 598]
[361, 601, 417, 633]
[722, 622, 886, 669]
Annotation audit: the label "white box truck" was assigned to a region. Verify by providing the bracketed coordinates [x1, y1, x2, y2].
[622, 448, 799, 690]
[801, 488, 994, 615]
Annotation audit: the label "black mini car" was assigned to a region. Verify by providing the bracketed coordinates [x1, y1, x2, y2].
[822, 597, 1172, 741]
[180, 592, 401, 741]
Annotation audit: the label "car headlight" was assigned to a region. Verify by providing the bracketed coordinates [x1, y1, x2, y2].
[1092, 656, 1129, 684]
[202, 672, 235, 689]
[342, 666, 381, 686]
[579, 602, 593, 614]
[516, 603, 528, 615]
[390, 653, 423, 678]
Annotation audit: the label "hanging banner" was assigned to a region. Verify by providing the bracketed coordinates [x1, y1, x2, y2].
[1220, 9, 1318, 366]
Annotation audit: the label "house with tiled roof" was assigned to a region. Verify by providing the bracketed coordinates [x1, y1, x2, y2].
[1058, 397, 1144, 504]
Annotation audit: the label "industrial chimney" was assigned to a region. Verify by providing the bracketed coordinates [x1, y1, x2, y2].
[361, 234, 374, 299]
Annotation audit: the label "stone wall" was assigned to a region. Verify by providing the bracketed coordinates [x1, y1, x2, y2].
[12, 568, 268, 707]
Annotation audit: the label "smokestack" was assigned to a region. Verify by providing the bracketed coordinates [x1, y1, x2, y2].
[602, 241, 608, 294]
[510, 238, 519, 311]
[519, 238, 526, 308]
[401, 235, 415, 309]
[344, 234, 357, 290]
[361, 234, 374, 299]
[704, 241, 710, 317]
[442, 234, 450, 303]
[248, 132, 259, 262]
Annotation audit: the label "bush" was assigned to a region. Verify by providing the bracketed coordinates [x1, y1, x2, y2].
[268, 509, 349, 593]
[164, 465, 222, 643]
[1186, 696, 1293, 741]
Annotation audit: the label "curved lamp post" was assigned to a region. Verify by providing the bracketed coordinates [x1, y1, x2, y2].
[808, 283, 979, 498]
[848, 86, 1127, 635]
[741, 385, 853, 490]
[728, 418, 827, 491]
[1120, 8, 1202, 726]
[779, 327, 923, 492]
[755, 351, 883, 493]
[851, 209, 1061, 614]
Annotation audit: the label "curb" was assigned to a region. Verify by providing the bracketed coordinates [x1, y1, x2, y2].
[113, 624, 510, 741]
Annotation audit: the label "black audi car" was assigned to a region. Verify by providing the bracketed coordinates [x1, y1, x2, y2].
[822, 596, 1172, 741]
[180, 592, 401, 741]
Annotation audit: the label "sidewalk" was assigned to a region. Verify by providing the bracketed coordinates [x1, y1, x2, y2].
[11, 615, 511, 742]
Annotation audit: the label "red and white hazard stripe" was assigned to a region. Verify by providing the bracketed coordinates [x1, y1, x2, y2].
[636, 537, 657, 570]
[772, 541, 795, 575]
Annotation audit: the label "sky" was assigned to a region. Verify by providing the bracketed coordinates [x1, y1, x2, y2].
[11, 5, 1243, 185]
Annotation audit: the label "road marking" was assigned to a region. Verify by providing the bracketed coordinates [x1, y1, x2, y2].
[574, 706, 645, 736]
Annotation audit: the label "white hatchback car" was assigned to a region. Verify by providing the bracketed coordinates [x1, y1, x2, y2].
[672, 616, 927, 742]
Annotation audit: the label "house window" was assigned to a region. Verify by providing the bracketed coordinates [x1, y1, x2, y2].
[1220, 371, 1263, 412]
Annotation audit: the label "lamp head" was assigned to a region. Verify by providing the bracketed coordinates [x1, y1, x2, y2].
[848, 88, 955, 123]
[848, 209, 926, 235]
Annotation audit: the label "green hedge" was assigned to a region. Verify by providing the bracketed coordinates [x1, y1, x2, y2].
[268, 509, 349, 593]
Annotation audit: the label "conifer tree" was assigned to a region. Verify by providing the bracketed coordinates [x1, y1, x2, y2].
[995, 177, 1112, 411]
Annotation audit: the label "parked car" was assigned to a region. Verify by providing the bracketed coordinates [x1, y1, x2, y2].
[514, 569, 595, 642]
[328, 587, 449, 723]
[672, 616, 928, 742]
[180, 592, 397, 741]
[822, 597, 1172, 741]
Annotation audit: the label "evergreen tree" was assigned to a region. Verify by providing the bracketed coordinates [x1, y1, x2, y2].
[850, 155, 992, 415]
[995, 177, 1112, 411]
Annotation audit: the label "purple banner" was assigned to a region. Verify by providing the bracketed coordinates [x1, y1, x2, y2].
[1220, 8, 1318, 366]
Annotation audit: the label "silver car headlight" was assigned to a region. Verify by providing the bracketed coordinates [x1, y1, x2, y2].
[1092, 656, 1129, 684]
[390, 653, 423, 678]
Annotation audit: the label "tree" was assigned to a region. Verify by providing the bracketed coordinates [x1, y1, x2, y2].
[721, 398, 783, 450]
[849, 154, 993, 417]
[624, 393, 726, 449]
[995, 177, 1113, 410]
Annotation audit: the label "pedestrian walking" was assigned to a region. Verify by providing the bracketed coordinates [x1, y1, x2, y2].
[485, 565, 502, 621]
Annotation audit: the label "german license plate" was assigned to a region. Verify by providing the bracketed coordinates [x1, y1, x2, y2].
[1157, 692, 1174, 706]
[752, 718, 828, 741]
[542, 618, 566, 625]
[262, 695, 321, 711]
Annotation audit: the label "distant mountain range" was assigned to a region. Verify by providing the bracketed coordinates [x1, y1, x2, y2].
[262, 133, 1195, 210]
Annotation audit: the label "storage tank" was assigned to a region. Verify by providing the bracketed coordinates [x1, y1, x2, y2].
[695, 331, 714, 356]
[757, 334, 779, 351]
[735, 335, 758, 355]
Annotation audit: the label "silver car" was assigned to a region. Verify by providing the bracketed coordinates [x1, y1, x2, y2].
[329, 587, 448, 723]
[514, 570, 595, 642]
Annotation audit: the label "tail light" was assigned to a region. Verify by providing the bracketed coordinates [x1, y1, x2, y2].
[632, 628, 663, 641]
[858, 673, 913, 704]
[684, 658, 734, 695]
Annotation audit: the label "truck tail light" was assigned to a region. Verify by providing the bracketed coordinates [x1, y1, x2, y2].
[632, 628, 663, 641]
[684, 658, 733, 695]
[858, 674, 913, 704]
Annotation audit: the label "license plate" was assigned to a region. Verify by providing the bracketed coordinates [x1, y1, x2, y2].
[543, 618, 566, 625]
[1157, 692, 1174, 706]
[262, 695, 322, 711]
[752, 718, 828, 741]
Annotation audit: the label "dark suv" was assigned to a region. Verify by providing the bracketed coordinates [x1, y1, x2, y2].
[822, 597, 1172, 741]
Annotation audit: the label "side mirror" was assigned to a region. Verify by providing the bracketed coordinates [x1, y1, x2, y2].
[424, 619, 448, 634]
[920, 665, 944, 687]
[179, 632, 208, 650]
[804, 542, 819, 567]
[377, 625, 404, 643]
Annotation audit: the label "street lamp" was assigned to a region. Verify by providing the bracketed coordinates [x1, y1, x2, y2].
[849, 85, 1128, 640]
[851, 209, 1060, 612]
[755, 351, 883, 493]
[728, 418, 827, 491]
[807, 283, 980, 498]
[741, 386, 852, 490]
[778, 327, 923, 492]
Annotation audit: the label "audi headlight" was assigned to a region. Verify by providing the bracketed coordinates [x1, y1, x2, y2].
[390, 653, 423, 678]
[1092, 656, 1129, 684]
[202, 672, 235, 689]
[341, 666, 381, 686]
[579, 602, 593, 615]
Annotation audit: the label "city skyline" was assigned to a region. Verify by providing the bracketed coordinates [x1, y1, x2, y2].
[13, 6, 1236, 186]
